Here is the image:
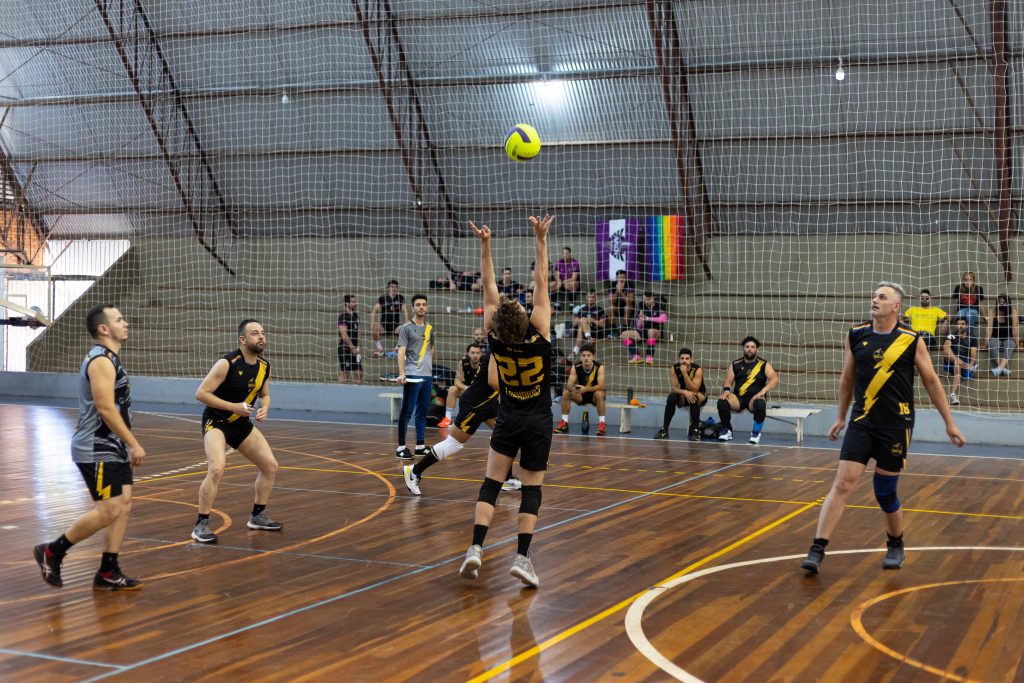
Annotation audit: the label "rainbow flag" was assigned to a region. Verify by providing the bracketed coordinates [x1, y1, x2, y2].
[643, 215, 685, 281]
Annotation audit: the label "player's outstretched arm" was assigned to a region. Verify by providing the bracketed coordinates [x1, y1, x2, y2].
[470, 221, 499, 327]
[915, 336, 965, 447]
[528, 214, 554, 338]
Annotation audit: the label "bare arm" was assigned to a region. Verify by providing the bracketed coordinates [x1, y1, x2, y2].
[915, 337, 965, 446]
[668, 367, 683, 395]
[718, 366, 736, 400]
[254, 376, 270, 421]
[339, 323, 357, 354]
[566, 366, 579, 391]
[943, 338, 955, 363]
[592, 364, 606, 393]
[487, 353, 498, 393]
[756, 363, 780, 399]
[827, 336, 856, 440]
[196, 359, 253, 418]
[454, 364, 467, 391]
[528, 214, 555, 338]
[89, 358, 145, 467]
[470, 221, 499, 331]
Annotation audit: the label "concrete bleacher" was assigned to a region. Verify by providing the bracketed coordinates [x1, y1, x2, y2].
[25, 234, 1024, 413]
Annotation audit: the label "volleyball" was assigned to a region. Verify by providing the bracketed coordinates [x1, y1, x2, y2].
[504, 123, 541, 161]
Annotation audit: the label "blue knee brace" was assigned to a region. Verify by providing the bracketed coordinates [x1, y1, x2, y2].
[873, 472, 900, 513]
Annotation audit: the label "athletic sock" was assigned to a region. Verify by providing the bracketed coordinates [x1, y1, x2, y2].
[813, 537, 829, 548]
[517, 533, 533, 556]
[752, 420, 764, 435]
[99, 552, 119, 573]
[445, 408, 454, 420]
[196, 513, 210, 526]
[887, 532, 903, 544]
[49, 534, 74, 558]
[598, 415, 605, 423]
[561, 414, 569, 422]
[472, 524, 489, 547]
[252, 503, 266, 517]
[412, 452, 440, 476]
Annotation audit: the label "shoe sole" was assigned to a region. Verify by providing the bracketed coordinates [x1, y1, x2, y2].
[93, 581, 143, 591]
[33, 545, 62, 588]
[247, 523, 283, 531]
[510, 566, 540, 588]
[459, 556, 481, 579]
[800, 560, 820, 574]
[191, 532, 217, 543]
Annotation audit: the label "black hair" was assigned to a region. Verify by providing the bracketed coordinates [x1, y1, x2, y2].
[411, 293, 428, 306]
[741, 335, 761, 348]
[579, 343, 596, 355]
[85, 304, 114, 339]
[678, 347, 693, 358]
[465, 342, 481, 353]
[343, 294, 355, 304]
[387, 279, 399, 286]
[920, 289, 931, 296]
[238, 319, 261, 338]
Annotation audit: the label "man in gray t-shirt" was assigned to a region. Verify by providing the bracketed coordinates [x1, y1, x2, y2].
[395, 294, 435, 459]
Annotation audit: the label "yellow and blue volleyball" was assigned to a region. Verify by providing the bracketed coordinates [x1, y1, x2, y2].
[504, 123, 541, 162]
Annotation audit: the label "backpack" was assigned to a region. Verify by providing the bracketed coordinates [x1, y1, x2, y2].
[699, 420, 723, 440]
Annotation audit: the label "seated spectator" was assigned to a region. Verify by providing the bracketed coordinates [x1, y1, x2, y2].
[472, 327, 489, 357]
[572, 289, 607, 358]
[654, 347, 707, 441]
[553, 344, 606, 436]
[943, 317, 978, 406]
[439, 343, 483, 428]
[984, 293, 1019, 378]
[433, 269, 481, 292]
[371, 279, 408, 357]
[496, 267, 523, 296]
[903, 288, 947, 347]
[519, 288, 535, 316]
[718, 336, 779, 444]
[606, 269, 636, 335]
[554, 247, 581, 296]
[621, 291, 667, 364]
[950, 271, 986, 337]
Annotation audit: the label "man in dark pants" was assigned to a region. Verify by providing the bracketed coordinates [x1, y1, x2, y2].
[395, 294, 434, 460]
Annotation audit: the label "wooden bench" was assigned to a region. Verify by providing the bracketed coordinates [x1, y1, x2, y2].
[606, 402, 643, 434]
[765, 407, 821, 444]
[379, 392, 403, 422]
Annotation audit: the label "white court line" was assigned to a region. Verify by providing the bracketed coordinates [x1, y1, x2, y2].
[624, 546, 1024, 682]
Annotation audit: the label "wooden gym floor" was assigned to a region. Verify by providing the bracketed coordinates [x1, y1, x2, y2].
[1, 402, 1023, 682]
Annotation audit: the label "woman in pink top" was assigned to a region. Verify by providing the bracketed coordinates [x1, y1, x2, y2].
[621, 291, 667, 364]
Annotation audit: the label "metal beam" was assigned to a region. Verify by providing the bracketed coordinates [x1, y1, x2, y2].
[351, 0, 459, 274]
[990, 0, 1014, 281]
[645, 0, 715, 280]
[94, 0, 237, 276]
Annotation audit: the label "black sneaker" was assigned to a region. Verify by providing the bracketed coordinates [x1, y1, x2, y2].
[414, 445, 428, 456]
[93, 569, 143, 591]
[654, 428, 669, 440]
[687, 427, 701, 441]
[882, 540, 905, 569]
[395, 447, 413, 460]
[33, 543, 63, 588]
[800, 543, 826, 574]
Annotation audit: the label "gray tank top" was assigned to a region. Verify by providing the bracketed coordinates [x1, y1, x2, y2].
[71, 344, 132, 463]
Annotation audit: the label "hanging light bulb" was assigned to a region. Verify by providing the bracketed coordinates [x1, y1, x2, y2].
[835, 57, 845, 82]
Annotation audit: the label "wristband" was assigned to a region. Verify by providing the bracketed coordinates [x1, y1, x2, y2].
[722, 387, 731, 393]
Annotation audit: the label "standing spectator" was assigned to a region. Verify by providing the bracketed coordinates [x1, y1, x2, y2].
[497, 267, 523, 297]
[902, 289, 947, 347]
[571, 289, 607, 358]
[554, 247, 581, 296]
[654, 347, 708, 441]
[553, 344, 607, 436]
[371, 280, 408, 358]
[33, 304, 146, 590]
[943, 318, 977, 405]
[950, 271, 986, 338]
[984, 294, 1020, 378]
[606, 269, 636, 336]
[621, 291, 667, 364]
[718, 336, 780, 444]
[337, 294, 362, 384]
[395, 294, 434, 460]
[439, 343, 483, 428]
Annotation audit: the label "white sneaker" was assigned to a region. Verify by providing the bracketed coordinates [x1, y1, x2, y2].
[402, 465, 421, 496]
[501, 475, 522, 492]
[718, 429, 734, 441]
[949, 393, 960, 406]
[460, 544, 483, 579]
[749, 432, 762, 444]
[510, 553, 540, 588]
[992, 368, 1001, 378]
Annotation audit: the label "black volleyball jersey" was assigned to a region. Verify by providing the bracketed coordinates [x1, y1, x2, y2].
[338, 310, 359, 350]
[849, 322, 919, 428]
[674, 361, 706, 394]
[731, 356, 769, 398]
[459, 361, 498, 411]
[573, 360, 601, 387]
[202, 350, 270, 423]
[461, 357, 482, 386]
[488, 324, 552, 413]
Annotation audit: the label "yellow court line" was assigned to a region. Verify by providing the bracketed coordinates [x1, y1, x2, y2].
[466, 501, 820, 683]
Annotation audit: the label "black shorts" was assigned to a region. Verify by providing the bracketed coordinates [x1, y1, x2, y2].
[839, 421, 912, 472]
[733, 393, 764, 412]
[380, 317, 401, 334]
[677, 394, 708, 409]
[203, 417, 255, 450]
[573, 391, 597, 406]
[454, 393, 499, 436]
[338, 348, 362, 372]
[490, 411, 553, 471]
[77, 461, 133, 501]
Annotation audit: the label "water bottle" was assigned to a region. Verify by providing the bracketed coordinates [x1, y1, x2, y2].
[626, 387, 634, 403]
[582, 410, 590, 434]
[355, 353, 361, 364]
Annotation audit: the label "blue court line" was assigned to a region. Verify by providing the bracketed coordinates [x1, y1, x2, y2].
[80, 451, 769, 681]
[0, 648, 125, 670]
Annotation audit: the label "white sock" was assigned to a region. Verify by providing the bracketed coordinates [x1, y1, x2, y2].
[572, 346, 580, 355]
[445, 408, 454, 420]
[598, 415, 605, 423]
[562, 414, 570, 422]
[431, 436, 464, 461]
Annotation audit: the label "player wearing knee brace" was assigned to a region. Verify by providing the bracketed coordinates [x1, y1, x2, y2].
[717, 336, 778, 444]
[458, 214, 554, 589]
[800, 281, 964, 575]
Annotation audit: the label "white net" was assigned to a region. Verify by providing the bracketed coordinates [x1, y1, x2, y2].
[0, 0, 1020, 412]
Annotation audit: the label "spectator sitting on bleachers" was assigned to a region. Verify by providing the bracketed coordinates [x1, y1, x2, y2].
[943, 317, 977, 406]
[553, 344, 606, 436]
[472, 327, 489, 357]
[554, 247, 581, 297]
[983, 293, 1020, 378]
[371, 279, 408, 358]
[571, 289, 607, 358]
[439, 343, 483, 428]
[606, 269, 636, 335]
[530, 260, 559, 294]
[434, 269, 481, 292]
[496, 267, 523, 296]
[621, 291, 666, 365]
[902, 288, 947, 347]
[950, 271, 986, 338]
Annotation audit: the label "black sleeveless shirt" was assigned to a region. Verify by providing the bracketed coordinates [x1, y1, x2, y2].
[488, 324, 552, 413]
[202, 350, 270, 424]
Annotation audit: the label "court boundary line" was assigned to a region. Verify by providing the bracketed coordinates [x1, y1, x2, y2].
[0, 647, 125, 670]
